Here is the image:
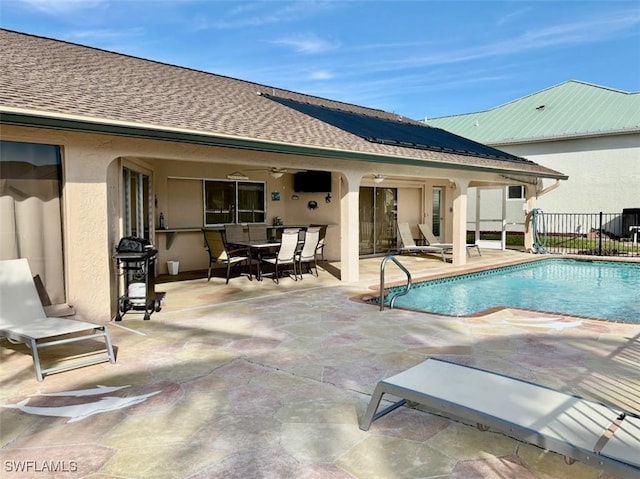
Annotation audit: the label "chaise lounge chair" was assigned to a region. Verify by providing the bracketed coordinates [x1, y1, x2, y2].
[396, 222, 450, 262]
[360, 358, 640, 478]
[0, 258, 116, 381]
[418, 223, 481, 257]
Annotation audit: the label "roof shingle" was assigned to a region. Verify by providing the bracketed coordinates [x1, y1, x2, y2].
[0, 29, 565, 179]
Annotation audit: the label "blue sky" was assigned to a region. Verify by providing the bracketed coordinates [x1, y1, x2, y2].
[1, 0, 639, 119]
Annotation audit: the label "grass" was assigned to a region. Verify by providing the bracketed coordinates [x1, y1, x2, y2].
[468, 231, 639, 255]
[542, 236, 638, 254]
[469, 232, 524, 247]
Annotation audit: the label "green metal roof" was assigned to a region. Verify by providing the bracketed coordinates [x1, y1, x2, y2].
[426, 80, 640, 145]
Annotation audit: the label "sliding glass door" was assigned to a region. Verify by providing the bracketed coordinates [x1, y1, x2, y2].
[432, 187, 443, 240]
[0, 140, 66, 303]
[359, 186, 397, 255]
[123, 167, 152, 240]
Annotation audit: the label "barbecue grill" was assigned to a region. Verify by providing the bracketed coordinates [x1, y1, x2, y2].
[113, 237, 160, 321]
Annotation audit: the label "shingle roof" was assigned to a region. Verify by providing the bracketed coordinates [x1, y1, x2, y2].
[426, 80, 640, 145]
[0, 29, 565, 179]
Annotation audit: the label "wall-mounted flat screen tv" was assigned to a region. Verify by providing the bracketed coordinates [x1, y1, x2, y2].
[294, 171, 332, 193]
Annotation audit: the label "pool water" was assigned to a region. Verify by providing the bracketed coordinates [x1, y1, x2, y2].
[385, 259, 640, 322]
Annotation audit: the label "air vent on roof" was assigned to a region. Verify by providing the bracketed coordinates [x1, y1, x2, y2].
[536, 105, 546, 111]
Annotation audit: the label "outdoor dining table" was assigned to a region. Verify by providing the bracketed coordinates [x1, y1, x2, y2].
[230, 240, 281, 281]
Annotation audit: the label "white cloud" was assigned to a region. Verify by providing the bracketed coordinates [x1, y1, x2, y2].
[271, 33, 336, 54]
[308, 70, 334, 80]
[67, 27, 145, 41]
[204, 0, 338, 30]
[337, 7, 640, 74]
[515, 8, 640, 48]
[496, 6, 533, 26]
[17, 0, 106, 15]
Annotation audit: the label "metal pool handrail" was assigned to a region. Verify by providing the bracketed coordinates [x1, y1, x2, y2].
[379, 255, 412, 311]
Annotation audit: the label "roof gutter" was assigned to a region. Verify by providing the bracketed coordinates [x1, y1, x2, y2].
[0, 108, 567, 180]
[488, 127, 640, 146]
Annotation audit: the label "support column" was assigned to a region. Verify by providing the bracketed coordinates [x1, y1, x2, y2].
[64, 144, 114, 321]
[451, 179, 469, 266]
[339, 171, 362, 282]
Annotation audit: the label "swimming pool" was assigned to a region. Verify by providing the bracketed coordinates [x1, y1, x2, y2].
[382, 259, 640, 322]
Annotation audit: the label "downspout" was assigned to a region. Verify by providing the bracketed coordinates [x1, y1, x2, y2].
[524, 179, 561, 253]
[537, 179, 561, 197]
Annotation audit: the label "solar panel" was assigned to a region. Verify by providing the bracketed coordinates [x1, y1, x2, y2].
[266, 95, 531, 164]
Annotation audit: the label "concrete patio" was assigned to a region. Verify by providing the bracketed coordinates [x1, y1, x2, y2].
[1, 250, 639, 478]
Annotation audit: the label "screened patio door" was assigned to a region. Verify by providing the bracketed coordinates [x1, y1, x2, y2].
[474, 187, 506, 250]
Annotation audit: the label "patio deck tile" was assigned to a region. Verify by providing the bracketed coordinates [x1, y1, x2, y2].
[1, 250, 638, 478]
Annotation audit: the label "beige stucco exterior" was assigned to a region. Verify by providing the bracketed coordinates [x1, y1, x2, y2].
[502, 133, 640, 213]
[3, 123, 547, 321]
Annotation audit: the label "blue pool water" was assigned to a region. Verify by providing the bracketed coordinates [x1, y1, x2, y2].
[385, 259, 640, 322]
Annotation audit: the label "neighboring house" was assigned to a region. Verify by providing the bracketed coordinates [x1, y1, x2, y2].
[426, 80, 640, 236]
[0, 29, 565, 320]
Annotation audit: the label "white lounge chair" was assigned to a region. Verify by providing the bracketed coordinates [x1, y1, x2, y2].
[360, 358, 640, 478]
[396, 222, 449, 262]
[0, 258, 116, 381]
[418, 223, 481, 257]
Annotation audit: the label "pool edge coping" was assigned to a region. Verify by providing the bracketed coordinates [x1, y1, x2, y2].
[355, 254, 640, 323]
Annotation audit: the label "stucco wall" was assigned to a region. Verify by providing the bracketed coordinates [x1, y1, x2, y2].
[3, 124, 528, 320]
[500, 133, 639, 214]
[3, 126, 117, 322]
[465, 133, 639, 231]
[2, 126, 359, 320]
[151, 160, 342, 274]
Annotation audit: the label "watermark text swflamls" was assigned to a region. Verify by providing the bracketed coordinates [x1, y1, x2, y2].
[4, 460, 78, 473]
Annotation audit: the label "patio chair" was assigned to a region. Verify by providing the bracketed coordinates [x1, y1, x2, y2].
[310, 224, 327, 263]
[418, 223, 481, 257]
[261, 228, 299, 284]
[295, 226, 321, 279]
[202, 229, 251, 283]
[248, 225, 269, 242]
[396, 222, 449, 262]
[0, 258, 116, 382]
[224, 224, 247, 244]
[360, 358, 640, 477]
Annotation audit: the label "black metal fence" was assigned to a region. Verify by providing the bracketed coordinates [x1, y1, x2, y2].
[532, 210, 640, 257]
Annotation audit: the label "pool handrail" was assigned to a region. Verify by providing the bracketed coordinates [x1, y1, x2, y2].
[379, 255, 412, 311]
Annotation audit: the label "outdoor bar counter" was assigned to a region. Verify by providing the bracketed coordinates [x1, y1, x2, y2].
[155, 225, 312, 250]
